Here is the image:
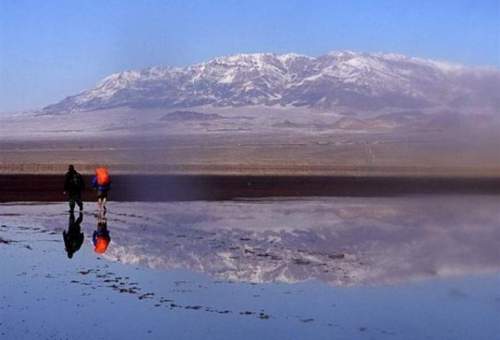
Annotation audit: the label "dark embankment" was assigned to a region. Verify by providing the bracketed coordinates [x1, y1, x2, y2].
[1, 175, 500, 202]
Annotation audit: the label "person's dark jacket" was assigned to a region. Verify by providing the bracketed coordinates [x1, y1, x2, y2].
[64, 170, 85, 193]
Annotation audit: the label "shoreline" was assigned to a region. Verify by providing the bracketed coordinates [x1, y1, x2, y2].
[2, 174, 500, 202]
[2, 162, 500, 178]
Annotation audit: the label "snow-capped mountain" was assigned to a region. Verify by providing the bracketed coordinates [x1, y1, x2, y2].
[43, 51, 500, 114]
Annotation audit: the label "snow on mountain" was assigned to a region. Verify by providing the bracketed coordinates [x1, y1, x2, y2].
[43, 51, 500, 115]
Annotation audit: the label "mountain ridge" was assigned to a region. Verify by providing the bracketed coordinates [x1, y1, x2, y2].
[43, 51, 500, 115]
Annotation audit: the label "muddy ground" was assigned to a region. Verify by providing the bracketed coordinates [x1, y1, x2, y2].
[1, 198, 500, 339]
[2, 174, 500, 202]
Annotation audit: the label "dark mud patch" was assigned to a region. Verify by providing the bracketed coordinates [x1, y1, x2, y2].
[0, 236, 32, 250]
[0, 237, 14, 244]
[4, 174, 500, 202]
[138, 293, 155, 300]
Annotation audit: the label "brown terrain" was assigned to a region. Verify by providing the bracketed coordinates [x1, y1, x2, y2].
[1, 131, 500, 201]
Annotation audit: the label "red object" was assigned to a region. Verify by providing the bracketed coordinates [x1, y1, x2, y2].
[94, 236, 110, 254]
[96, 167, 110, 186]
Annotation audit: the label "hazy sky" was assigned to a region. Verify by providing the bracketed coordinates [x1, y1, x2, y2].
[0, 0, 499, 112]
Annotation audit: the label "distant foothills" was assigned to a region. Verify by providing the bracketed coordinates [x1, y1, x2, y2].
[44, 51, 500, 117]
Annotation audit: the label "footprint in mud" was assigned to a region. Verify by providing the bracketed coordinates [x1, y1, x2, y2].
[240, 311, 255, 316]
[258, 312, 270, 320]
[0, 237, 13, 244]
[0, 236, 36, 251]
[138, 293, 155, 300]
[292, 258, 311, 265]
[72, 266, 274, 321]
[174, 280, 189, 285]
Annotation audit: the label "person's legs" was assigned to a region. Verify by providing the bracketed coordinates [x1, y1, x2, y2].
[97, 190, 108, 213]
[75, 193, 83, 211]
[68, 193, 76, 212]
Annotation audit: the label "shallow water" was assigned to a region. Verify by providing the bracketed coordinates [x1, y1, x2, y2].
[1, 197, 500, 339]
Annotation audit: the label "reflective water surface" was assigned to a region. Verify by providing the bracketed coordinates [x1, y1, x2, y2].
[1, 196, 500, 339]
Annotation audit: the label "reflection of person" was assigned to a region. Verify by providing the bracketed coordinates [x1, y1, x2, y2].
[93, 211, 110, 254]
[63, 211, 84, 259]
[63, 165, 85, 212]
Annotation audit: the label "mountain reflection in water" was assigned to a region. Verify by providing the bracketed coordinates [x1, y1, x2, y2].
[90, 196, 500, 286]
[2, 197, 498, 285]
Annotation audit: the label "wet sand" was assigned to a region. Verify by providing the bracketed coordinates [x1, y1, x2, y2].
[1, 174, 500, 202]
[2, 199, 500, 339]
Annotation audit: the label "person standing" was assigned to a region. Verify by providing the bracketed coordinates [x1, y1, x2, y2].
[92, 167, 111, 213]
[63, 165, 85, 212]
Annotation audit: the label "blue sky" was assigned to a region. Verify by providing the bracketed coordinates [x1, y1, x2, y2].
[0, 0, 499, 112]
